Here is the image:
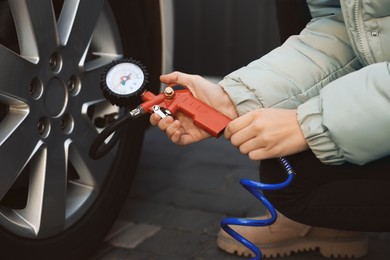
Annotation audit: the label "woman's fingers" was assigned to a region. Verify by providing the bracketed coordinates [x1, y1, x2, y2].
[224, 112, 254, 141]
[225, 109, 309, 160]
[150, 113, 161, 126]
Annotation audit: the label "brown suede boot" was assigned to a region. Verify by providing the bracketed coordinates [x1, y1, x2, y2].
[217, 213, 368, 258]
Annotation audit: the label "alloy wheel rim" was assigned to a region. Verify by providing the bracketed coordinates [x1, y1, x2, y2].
[0, 0, 123, 238]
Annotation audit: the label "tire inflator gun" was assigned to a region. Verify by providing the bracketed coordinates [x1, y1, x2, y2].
[89, 58, 295, 260]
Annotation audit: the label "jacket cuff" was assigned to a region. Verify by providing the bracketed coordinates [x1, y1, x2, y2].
[297, 97, 345, 165]
[218, 76, 264, 116]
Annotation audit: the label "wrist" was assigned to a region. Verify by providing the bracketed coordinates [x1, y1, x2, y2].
[217, 90, 239, 119]
[192, 79, 238, 119]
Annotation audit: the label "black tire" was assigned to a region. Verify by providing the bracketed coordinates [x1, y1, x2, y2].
[0, 0, 162, 258]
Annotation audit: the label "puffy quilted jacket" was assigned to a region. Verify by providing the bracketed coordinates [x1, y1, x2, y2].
[219, 0, 390, 165]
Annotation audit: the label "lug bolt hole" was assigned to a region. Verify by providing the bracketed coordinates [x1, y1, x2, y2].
[68, 75, 81, 96]
[49, 52, 63, 73]
[30, 77, 43, 100]
[38, 117, 50, 138]
[61, 113, 74, 134]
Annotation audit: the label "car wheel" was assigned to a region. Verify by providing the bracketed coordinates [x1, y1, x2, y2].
[0, 0, 162, 258]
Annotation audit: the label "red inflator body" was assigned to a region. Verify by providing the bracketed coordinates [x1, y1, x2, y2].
[139, 87, 232, 137]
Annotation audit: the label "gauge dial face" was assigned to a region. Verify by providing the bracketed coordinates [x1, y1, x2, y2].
[105, 62, 145, 96]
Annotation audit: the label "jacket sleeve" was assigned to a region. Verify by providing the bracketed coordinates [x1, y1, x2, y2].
[219, 1, 361, 116]
[218, 1, 390, 165]
[297, 62, 390, 165]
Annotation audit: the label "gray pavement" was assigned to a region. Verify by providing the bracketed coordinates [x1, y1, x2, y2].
[93, 127, 390, 260]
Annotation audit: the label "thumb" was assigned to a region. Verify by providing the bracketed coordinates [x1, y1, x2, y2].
[160, 71, 198, 95]
[160, 71, 190, 85]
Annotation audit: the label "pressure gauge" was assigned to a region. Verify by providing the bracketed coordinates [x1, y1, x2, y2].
[101, 58, 149, 107]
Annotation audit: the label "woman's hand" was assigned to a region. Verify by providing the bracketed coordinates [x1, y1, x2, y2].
[150, 112, 210, 145]
[150, 71, 238, 145]
[224, 108, 309, 160]
[159, 71, 238, 119]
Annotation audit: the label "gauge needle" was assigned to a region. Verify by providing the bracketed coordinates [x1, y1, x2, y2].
[120, 73, 132, 85]
[110, 73, 132, 93]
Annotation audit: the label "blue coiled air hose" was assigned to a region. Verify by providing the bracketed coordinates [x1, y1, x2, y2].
[220, 157, 295, 260]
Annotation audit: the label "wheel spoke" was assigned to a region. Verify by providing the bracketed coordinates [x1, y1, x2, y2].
[0, 95, 29, 146]
[17, 141, 68, 237]
[8, 0, 38, 63]
[9, 0, 57, 63]
[64, 130, 115, 223]
[59, 0, 105, 58]
[68, 97, 121, 180]
[38, 140, 68, 236]
[70, 121, 117, 186]
[80, 1, 123, 71]
[0, 118, 39, 201]
[13, 144, 47, 236]
[57, 0, 80, 46]
[77, 70, 107, 104]
[25, 0, 58, 52]
[84, 1, 122, 56]
[65, 140, 101, 223]
[0, 45, 37, 98]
